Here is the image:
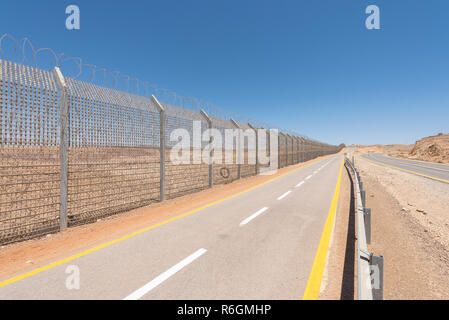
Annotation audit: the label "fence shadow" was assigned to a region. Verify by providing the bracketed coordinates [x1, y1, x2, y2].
[340, 164, 356, 300]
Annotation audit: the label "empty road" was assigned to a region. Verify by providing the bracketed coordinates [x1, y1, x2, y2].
[0, 155, 344, 300]
[363, 153, 449, 183]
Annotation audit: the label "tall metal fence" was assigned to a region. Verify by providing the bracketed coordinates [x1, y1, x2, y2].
[0, 57, 342, 245]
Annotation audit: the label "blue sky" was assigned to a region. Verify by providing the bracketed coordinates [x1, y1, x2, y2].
[1, 0, 448, 145]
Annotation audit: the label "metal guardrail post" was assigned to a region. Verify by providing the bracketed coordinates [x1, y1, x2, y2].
[361, 190, 366, 208]
[54, 67, 68, 231]
[151, 95, 166, 201]
[230, 119, 242, 179]
[364, 208, 371, 244]
[370, 254, 384, 300]
[248, 123, 259, 175]
[201, 109, 213, 188]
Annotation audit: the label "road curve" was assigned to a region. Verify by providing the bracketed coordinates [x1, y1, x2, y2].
[362, 153, 449, 183]
[0, 155, 344, 300]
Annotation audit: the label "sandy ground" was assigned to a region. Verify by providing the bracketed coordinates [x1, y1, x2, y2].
[356, 155, 449, 248]
[0, 153, 342, 282]
[355, 144, 412, 155]
[319, 163, 356, 300]
[354, 154, 449, 299]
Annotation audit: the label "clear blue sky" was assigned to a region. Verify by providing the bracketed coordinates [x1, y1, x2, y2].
[1, 0, 448, 145]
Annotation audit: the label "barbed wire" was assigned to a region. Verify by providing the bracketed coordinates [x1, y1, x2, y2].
[0, 32, 333, 144]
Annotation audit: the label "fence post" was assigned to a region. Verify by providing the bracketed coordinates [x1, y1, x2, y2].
[151, 95, 166, 201]
[285, 134, 289, 166]
[53, 67, 68, 231]
[230, 119, 241, 179]
[248, 123, 259, 175]
[201, 109, 213, 188]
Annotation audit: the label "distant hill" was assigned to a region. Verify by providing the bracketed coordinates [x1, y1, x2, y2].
[355, 134, 449, 164]
[408, 134, 449, 164]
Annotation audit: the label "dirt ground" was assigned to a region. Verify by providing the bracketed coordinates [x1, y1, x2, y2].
[0, 153, 340, 282]
[354, 155, 449, 299]
[355, 144, 412, 155]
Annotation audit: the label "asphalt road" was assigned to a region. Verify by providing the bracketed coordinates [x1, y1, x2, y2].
[0, 155, 343, 300]
[362, 153, 449, 183]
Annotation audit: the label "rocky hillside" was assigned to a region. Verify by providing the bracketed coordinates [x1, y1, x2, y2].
[408, 134, 449, 164]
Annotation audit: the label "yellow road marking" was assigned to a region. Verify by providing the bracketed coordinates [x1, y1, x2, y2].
[302, 158, 344, 300]
[364, 156, 449, 184]
[0, 156, 337, 288]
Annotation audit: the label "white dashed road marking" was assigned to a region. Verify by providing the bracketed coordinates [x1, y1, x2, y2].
[240, 207, 269, 226]
[123, 248, 207, 300]
[277, 191, 292, 201]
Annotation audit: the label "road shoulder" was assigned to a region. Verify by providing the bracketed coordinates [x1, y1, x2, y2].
[356, 155, 449, 299]
[319, 162, 356, 300]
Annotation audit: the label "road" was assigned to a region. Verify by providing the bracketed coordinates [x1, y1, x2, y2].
[362, 153, 449, 183]
[0, 155, 344, 300]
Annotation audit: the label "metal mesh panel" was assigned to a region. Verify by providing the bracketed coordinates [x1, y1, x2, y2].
[293, 139, 299, 164]
[210, 117, 238, 185]
[259, 130, 271, 170]
[65, 78, 160, 226]
[279, 135, 287, 168]
[0, 59, 60, 244]
[239, 123, 256, 178]
[288, 138, 294, 165]
[164, 104, 209, 199]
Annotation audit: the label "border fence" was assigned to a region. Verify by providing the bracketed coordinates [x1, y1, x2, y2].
[0, 37, 343, 245]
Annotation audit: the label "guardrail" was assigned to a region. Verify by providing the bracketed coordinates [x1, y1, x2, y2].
[344, 156, 384, 300]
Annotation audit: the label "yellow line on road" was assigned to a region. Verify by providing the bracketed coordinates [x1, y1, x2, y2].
[302, 158, 344, 300]
[364, 156, 449, 184]
[0, 157, 337, 288]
